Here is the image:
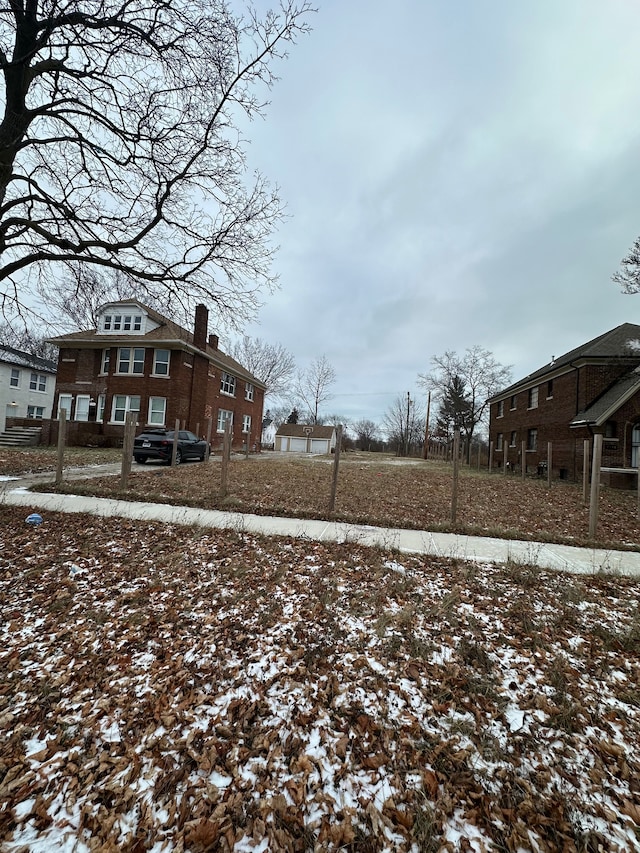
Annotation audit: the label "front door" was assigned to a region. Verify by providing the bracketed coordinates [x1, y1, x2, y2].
[632, 424, 640, 467]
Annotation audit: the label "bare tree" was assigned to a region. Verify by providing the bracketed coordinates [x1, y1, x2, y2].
[229, 336, 296, 399]
[382, 395, 425, 457]
[43, 268, 171, 331]
[353, 418, 379, 451]
[418, 346, 512, 459]
[0, 321, 56, 360]
[0, 1, 312, 324]
[613, 236, 640, 293]
[296, 355, 336, 424]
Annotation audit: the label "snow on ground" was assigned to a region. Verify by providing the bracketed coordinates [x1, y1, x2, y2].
[1, 508, 639, 851]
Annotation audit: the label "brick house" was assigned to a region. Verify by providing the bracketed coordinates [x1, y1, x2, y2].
[47, 301, 266, 450]
[488, 323, 640, 482]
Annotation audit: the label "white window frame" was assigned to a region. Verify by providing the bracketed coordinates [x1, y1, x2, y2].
[527, 428, 538, 451]
[29, 372, 47, 392]
[27, 405, 45, 419]
[103, 313, 142, 333]
[110, 395, 140, 424]
[75, 395, 90, 422]
[245, 382, 254, 402]
[242, 414, 251, 433]
[528, 387, 539, 410]
[148, 397, 167, 426]
[97, 394, 106, 422]
[509, 430, 517, 448]
[217, 408, 233, 433]
[221, 372, 236, 396]
[9, 368, 20, 388]
[152, 349, 170, 377]
[101, 349, 111, 374]
[496, 400, 504, 418]
[117, 347, 145, 375]
[496, 432, 503, 451]
[57, 394, 73, 419]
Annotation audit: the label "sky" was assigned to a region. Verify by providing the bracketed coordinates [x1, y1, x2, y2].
[228, 0, 640, 425]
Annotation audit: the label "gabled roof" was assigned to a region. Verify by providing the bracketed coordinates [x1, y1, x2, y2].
[0, 344, 57, 373]
[571, 367, 640, 428]
[46, 301, 266, 389]
[275, 424, 336, 439]
[491, 323, 640, 400]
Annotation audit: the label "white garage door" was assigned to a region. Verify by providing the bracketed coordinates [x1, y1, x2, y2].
[289, 437, 307, 451]
[311, 439, 329, 454]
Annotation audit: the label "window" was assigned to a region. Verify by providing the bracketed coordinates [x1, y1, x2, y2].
[604, 421, 617, 439]
[528, 387, 538, 409]
[221, 372, 236, 396]
[148, 397, 166, 426]
[57, 394, 73, 419]
[510, 395, 517, 410]
[117, 347, 145, 374]
[527, 428, 538, 451]
[217, 408, 233, 432]
[242, 414, 251, 433]
[547, 379, 553, 399]
[101, 349, 111, 374]
[103, 313, 142, 332]
[29, 372, 47, 392]
[245, 382, 254, 402]
[111, 395, 140, 423]
[75, 395, 90, 422]
[496, 433, 503, 451]
[10, 368, 20, 387]
[496, 400, 504, 418]
[97, 395, 106, 422]
[509, 431, 517, 447]
[27, 406, 44, 419]
[153, 349, 170, 376]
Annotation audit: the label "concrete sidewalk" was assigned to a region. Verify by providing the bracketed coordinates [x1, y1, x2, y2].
[2, 475, 640, 577]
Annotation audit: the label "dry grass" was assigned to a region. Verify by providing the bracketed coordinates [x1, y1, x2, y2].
[0, 446, 120, 475]
[1, 507, 639, 851]
[20, 449, 640, 551]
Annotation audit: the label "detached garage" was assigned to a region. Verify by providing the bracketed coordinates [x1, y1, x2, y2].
[275, 424, 337, 454]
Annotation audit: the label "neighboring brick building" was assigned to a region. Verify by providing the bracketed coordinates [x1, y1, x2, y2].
[488, 323, 640, 482]
[48, 301, 266, 450]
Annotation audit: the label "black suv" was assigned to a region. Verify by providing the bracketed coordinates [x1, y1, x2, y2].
[133, 429, 210, 464]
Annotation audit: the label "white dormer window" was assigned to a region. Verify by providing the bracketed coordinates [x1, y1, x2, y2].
[101, 309, 144, 334]
[221, 372, 236, 396]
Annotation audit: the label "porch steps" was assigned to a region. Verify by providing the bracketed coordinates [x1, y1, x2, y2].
[0, 426, 42, 447]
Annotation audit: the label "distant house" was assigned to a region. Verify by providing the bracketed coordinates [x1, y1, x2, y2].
[275, 423, 337, 454]
[47, 301, 266, 449]
[0, 345, 56, 434]
[488, 323, 640, 484]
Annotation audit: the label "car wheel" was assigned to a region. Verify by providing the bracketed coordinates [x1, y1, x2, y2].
[134, 455, 146, 464]
[174, 449, 182, 465]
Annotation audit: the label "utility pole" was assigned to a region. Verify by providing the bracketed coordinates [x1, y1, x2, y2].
[423, 391, 431, 459]
[405, 391, 411, 457]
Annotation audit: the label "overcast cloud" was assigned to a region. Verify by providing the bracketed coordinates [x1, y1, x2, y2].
[233, 0, 640, 425]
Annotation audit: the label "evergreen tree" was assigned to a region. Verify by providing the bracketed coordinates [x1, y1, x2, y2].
[287, 407, 299, 424]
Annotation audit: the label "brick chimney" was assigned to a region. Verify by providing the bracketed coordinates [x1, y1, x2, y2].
[208, 333, 219, 350]
[193, 304, 208, 351]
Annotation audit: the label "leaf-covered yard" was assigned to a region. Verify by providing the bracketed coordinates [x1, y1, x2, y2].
[1, 507, 639, 852]
[28, 452, 640, 551]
